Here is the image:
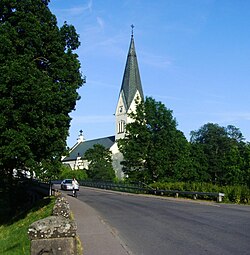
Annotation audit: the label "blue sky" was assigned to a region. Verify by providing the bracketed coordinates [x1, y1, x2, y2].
[49, 0, 250, 147]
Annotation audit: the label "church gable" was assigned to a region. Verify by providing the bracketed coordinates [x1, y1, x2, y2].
[127, 90, 143, 114]
[115, 92, 126, 116]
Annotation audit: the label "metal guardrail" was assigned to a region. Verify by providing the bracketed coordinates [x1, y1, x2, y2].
[152, 189, 225, 202]
[31, 181, 53, 196]
[80, 181, 225, 202]
[80, 180, 149, 194]
[20, 179, 54, 197]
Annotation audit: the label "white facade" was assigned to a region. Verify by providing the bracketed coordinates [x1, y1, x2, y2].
[115, 91, 143, 140]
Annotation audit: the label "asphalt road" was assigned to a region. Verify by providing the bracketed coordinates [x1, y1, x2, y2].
[77, 187, 250, 255]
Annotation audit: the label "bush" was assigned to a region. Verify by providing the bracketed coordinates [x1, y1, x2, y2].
[59, 165, 88, 181]
[221, 185, 250, 204]
[225, 186, 241, 203]
[149, 181, 250, 204]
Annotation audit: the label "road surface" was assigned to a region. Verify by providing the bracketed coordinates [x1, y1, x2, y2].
[72, 187, 250, 255]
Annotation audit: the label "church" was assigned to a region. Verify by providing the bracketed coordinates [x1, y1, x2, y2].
[62, 29, 144, 179]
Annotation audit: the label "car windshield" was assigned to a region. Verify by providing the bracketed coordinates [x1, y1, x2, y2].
[64, 180, 72, 184]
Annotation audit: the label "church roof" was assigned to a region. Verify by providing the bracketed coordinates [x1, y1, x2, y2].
[62, 135, 115, 162]
[120, 34, 144, 110]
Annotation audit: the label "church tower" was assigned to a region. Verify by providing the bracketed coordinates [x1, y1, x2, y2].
[115, 26, 144, 140]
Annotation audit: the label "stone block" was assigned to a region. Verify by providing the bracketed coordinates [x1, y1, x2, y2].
[30, 237, 77, 255]
[28, 216, 76, 239]
[28, 215, 77, 255]
[53, 196, 71, 218]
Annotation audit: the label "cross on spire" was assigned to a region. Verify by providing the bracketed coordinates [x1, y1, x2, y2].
[77, 129, 85, 143]
[131, 24, 134, 37]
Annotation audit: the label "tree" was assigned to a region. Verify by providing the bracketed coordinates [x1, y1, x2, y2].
[242, 143, 250, 188]
[0, 1, 83, 184]
[188, 143, 210, 182]
[59, 164, 87, 181]
[190, 123, 247, 185]
[118, 97, 190, 183]
[83, 144, 116, 181]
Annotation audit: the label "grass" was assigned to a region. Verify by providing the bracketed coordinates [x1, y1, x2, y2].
[0, 196, 56, 255]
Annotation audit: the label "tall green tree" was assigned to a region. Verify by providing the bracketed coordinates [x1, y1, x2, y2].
[190, 123, 247, 185]
[242, 142, 250, 188]
[0, 0, 84, 183]
[83, 144, 116, 181]
[118, 97, 190, 183]
[188, 143, 210, 182]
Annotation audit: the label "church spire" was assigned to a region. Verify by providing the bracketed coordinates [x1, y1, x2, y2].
[115, 27, 144, 140]
[119, 26, 144, 111]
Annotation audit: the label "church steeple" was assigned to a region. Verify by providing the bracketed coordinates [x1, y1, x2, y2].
[115, 26, 144, 140]
[119, 26, 144, 111]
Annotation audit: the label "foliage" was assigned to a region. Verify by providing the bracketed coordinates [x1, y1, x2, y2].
[0, 0, 83, 185]
[0, 196, 55, 254]
[150, 182, 250, 204]
[190, 123, 249, 186]
[240, 142, 250, 188]
[59, 164, 87, 180]
[117, 97, 249, 187]
[118, 97, 190, 183]
[83, 144, 116, 181]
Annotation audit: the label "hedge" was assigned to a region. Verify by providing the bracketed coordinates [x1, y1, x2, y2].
[150, 182, 250, 204]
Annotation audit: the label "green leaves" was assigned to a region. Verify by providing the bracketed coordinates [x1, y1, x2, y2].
[119, 97, 189, 183]
[118, 99, 249, 187]
[60, 22, 80, 51]
[0, 0, 83, 180]
[83, 144, 116, 181]
[190, 123, 249, 186]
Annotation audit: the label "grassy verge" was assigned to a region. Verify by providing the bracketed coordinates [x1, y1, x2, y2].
[0, 196, 56, 255]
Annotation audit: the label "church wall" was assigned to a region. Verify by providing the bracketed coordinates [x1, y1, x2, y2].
[113, 91, 143, 179]
[115, 93, 127, 140]
[63, 158, 88, 170]
[110, 143, 124, 179]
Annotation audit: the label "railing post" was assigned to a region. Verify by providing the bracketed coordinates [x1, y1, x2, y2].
[217, 193, 224, 203]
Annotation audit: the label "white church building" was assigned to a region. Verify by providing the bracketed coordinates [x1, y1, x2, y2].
[62, 31, 144, 179]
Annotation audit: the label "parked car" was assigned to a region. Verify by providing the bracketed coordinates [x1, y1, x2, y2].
[61, 179, 79, 191]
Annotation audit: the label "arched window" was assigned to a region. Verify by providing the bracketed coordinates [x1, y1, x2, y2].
[118, 120, 126, 134]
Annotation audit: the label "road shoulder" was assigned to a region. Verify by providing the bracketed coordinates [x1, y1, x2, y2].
[65, 194, 132, 255]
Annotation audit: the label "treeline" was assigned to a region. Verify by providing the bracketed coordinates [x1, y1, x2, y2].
[118, 97, 250, 188]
